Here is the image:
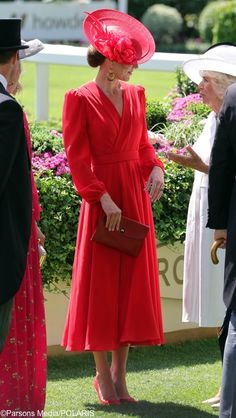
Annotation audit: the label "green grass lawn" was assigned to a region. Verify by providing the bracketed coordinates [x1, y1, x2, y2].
[18, 63, 176, 124]
[46, 339, 220, 417]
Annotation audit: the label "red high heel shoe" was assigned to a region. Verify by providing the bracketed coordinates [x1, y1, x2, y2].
[120, 396, 138, 403]
[93, 377, 120, 406]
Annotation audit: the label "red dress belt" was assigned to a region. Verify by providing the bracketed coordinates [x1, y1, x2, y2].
[92, 151, 139, 166]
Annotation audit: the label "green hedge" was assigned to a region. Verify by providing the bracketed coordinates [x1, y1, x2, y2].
[36, 172, 79, 288]
[129, 0, 210, 23]
[141, 4, 183, 46]
[146, 98, 170, 130]
[198, 1, 228, 43]
[212, 1, 236, 44]
[31, 88, 209, 289]
[152, 162, 193, 243]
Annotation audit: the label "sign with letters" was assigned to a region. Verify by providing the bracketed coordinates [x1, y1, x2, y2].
[157, 241, 184, 300]
[0, 1, 116, 41]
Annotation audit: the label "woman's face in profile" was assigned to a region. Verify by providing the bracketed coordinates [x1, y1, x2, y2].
[112, 62, 137, 81]
[198, 75, 219, 109]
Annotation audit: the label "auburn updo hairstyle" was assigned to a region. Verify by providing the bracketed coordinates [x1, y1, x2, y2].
[87, 45, 106, 67]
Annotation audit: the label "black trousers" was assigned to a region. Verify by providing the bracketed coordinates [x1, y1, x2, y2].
[218, 308, 232, 362]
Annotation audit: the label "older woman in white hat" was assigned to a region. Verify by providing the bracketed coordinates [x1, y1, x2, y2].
[167, 43, 236, 408]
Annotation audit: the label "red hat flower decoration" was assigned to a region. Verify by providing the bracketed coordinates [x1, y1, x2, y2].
[112, 37, 137, 65]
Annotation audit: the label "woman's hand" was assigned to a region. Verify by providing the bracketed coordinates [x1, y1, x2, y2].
[167, 145, 208, 173]
[100, 193, 122, 231]
[145, 166, 164, 202]
[214, 229, 227, 248]
[148, 131, 169, 147]
[36, 223, 45, 246]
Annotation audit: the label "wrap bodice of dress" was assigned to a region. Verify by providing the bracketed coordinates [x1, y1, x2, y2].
[63, 81, 164, 205]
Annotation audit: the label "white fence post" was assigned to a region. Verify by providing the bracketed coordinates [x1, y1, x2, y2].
[35, 63, 49, 122]
[117, 0, 128, 13]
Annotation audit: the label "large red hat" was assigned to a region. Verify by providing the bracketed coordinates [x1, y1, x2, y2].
[83, 9, 155, 65]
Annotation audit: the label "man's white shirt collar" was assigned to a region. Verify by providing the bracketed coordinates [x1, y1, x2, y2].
[0, 74, 7, 90]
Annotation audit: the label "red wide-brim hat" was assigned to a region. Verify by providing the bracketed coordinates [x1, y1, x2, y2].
[83, 8, 155, 65]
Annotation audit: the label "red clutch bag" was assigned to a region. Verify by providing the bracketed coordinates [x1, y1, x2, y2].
[91, 216, 150, 257]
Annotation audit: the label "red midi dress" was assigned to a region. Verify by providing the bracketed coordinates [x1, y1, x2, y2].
[62, 81, 164, 351]
[0, 115, 47, 412]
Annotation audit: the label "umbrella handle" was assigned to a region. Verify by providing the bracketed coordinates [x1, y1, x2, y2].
[211, 239, 225, 264]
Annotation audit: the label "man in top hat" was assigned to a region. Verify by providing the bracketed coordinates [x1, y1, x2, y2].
[0, 19, 32, 352]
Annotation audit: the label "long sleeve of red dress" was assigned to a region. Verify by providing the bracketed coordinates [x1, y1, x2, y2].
[63, 89, 107, 204]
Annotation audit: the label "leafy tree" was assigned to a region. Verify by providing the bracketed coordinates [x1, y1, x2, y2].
[128, 0, 212, 21]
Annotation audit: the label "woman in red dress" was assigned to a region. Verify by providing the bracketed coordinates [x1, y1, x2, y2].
[62, 9, 164, 404]
[0, 40, 47, 412]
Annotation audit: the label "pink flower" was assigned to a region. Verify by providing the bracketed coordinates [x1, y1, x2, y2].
[167, 94, 202, 122]
[50, 129, 63, 138]
[32, 151, 70, 177]
[155, 144, 187, 163]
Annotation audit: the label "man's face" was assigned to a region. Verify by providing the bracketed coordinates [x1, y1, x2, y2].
[8, 53, 22, 94]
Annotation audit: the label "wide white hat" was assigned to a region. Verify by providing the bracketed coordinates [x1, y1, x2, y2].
[19, 39, 44, 59]
[183, 44, 236, 85]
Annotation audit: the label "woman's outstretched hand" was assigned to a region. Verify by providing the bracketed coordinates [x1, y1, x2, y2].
[100, 193, 122, 231]
[145, 166, 164, 202]
[167, 145, 208, 173]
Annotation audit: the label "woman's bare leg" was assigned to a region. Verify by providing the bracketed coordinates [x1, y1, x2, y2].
[93, 351, 119, 401]
[111, 346, 131, 399]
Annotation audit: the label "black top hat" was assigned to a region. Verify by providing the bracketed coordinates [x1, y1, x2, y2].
[0, 19, 28, 52]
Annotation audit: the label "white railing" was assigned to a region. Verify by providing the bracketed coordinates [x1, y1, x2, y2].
[26, 44, 198, 121]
